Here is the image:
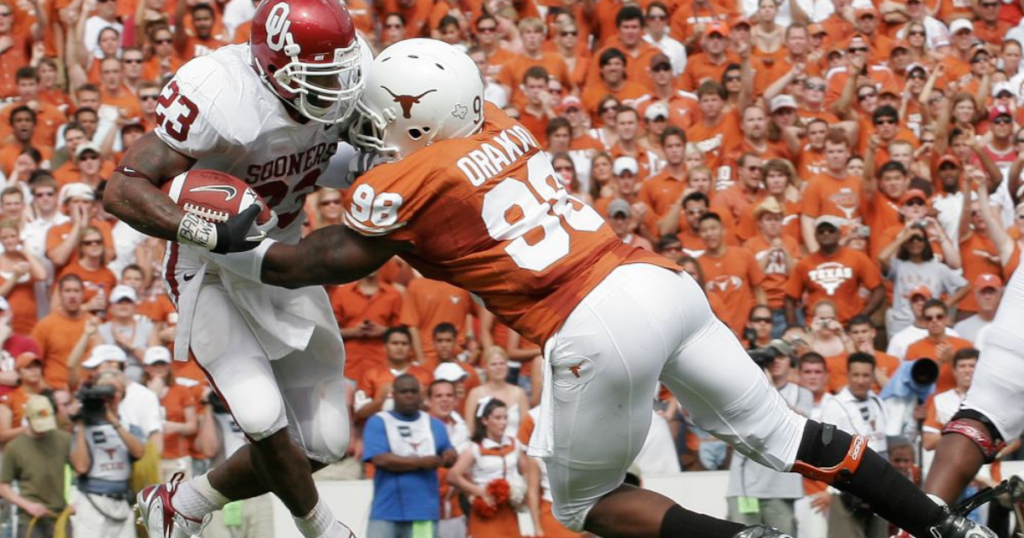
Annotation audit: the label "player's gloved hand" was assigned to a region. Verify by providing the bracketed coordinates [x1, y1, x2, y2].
[177, 204, 264, 254]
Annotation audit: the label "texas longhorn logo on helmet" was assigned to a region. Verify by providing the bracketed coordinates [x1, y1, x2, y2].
[382, 87, 437, 119]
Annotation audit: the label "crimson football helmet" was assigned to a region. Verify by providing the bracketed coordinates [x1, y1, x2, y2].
[250, 0, 365, 124]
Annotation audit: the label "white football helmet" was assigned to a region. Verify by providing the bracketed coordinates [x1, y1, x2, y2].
[348, 39, 485, 161]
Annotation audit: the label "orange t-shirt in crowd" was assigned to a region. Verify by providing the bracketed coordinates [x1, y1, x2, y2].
[356, 364, 434, 408]
[974, 20, 1013, 46]
[587, 38, 662, 92]
[592, 0, 626, 46]
[784, 247, 884, 323]
[638, 169, 687, 235]
[31, 311, 92, 390]
[497, 53, 574, 111]
[634, 92, 700, 130]
[753, 54, 822, 96]
[743, 234, 801, 310]
[52, 159, 116, 186]
[720, 139, 794, 182]
[137, 293, 176, 324]
[824, 64, 897, 107]
[735, 198, 802, 244]
[687, 110, 743, 170]
[329, 281, 403, 384]
[0, 386, 30, 428]
[863, 193, 903, 258]
[45, 220, 115, 270]
[580, 79, 648, 123]
[0, 272, 38, 336]
[904, 336, 975, 393]
[0, 144, 54, 178]
[57, 261, 118, 305]
[0, 101, 65, 151]
[0, 34, 32, 99]
[713, 184, 768, 225]
[160, 383, 197, 459]
[796, 143, 827, 180]
[678, 51, 738, 92]
[698, 246, 765, 336]
[100, 87, 143, 121]
[959, 233, 1002, 313]
[519, 109, 549, 147]
[379, 0, 444, 37]
[399, 278, 474, 371]
[142, 55, 186, 82]
[342, 103, 676, 348]
[800, 173, 863, 224]
[180, 36, 229, 60]
[825, 353, 851, 393]
[872, 350, 900, 393]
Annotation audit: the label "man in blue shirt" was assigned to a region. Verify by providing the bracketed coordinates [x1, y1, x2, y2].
[364, 374, 457, 538]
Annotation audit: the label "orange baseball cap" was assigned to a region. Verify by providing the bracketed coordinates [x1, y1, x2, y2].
[974, 273, 1004, 290]
[909, 285, 933, 300]
[705, 21, 729, 37]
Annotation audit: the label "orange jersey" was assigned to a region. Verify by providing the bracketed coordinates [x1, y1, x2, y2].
[905, 336, 974, 393]
[399, 278, 474, 370]
[329, 282, 403, 383]
[784, 247, 884, 323]
[697, 246, 765, 336]
[743, 234, 801, 310]
[342, 104, 677, 345]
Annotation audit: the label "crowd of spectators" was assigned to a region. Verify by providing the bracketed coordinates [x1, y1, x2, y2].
[4, 0, 1024, 534]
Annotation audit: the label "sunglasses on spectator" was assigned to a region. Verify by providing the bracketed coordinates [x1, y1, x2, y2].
[849, 46, 869, 53]
[600, 105, 618, 113]
[1016, 138, 1024, 144]
[750, 317, 772, 323]
[921, 138, 935, 144]
[652, 63, 672, 72]
[155, 38, 173, 44]
[804, 82, 826, 91]
[561, 30, 578, 36]
[923, 314, 945, 321]
[81, 239, 103, 246]
[32, 190, 55, 198]
[981, 2, 998, 6]
[385, 23, 403, 29]
[123, 58, 143, 64]
[904, 199, 926, 207]
[0, 10, 12, 16]
[647, 13, 667, 20]
[858, 91, 877, 100]
[907, 235, 926, 243]
[908, 30, 925, 36]
[909, 72, 926, 80]
[971, 55, 990, 64]
[78, 154, 100, 161]
[319, 199, 341, 207]
[477, 25, 496, 33]
[140, 94, 159, 101]
[874, 117, 897, 125]
[994, 116, 1013, 125]
[725, 75, 741, 82]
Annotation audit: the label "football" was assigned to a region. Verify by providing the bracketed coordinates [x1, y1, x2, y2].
[162, 169, 272, 225]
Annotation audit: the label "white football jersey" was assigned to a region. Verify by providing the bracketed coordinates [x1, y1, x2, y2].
[154, 44, 342, 243]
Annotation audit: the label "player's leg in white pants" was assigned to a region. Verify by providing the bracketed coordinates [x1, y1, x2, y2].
[540, 265, 805, 532]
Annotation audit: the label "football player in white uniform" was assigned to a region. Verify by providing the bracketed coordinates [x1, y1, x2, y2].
[102, 0, 366, 536]
[211, 39, 1000, 538]
[924, 169, 1024, 509]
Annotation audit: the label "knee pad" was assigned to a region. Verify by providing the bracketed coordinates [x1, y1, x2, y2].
[791, 421, 867, 486]
[943, 409, 1006, 463]
[220, 379, 287, 441]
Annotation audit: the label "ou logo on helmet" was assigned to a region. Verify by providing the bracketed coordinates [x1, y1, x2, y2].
[266, 3, 294, 52]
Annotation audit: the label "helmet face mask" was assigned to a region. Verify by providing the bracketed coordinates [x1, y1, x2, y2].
[250, 0, 365, 125]
[347, 39, 485, 162]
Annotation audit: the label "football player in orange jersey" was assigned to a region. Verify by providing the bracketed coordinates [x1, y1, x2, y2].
[218, 39, 997, 538]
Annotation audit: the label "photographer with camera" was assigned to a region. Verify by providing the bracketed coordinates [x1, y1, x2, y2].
[69, 370, 146, 538]
[820, 353, 889, 538]
[725, 347, 811, 534]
